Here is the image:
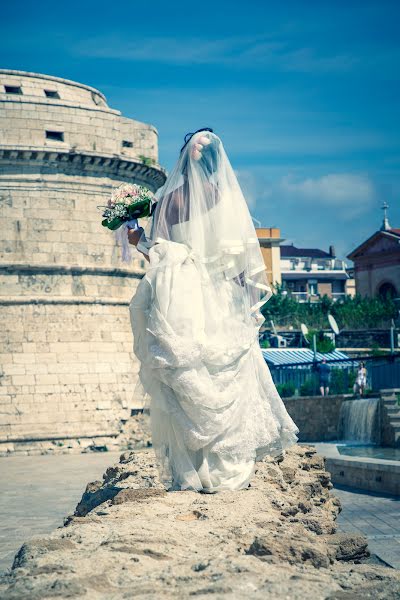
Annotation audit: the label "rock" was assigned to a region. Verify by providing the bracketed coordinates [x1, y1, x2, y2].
[73, 481, 120, 517]
[111, 488, 167, 505]
[326, 580, 400, 600]
[73, 450, 165, 517]
[1, 444, 399, 599]
[246, 531, 333, 569]
[299, 515, 337, 535]
[325, 533, 370, 562]
[12, 539, 77, 569]
[280, 465, 297, 483]
[298, 500, 313, 513]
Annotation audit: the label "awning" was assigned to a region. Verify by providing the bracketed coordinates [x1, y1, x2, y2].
[262, 348, 352, 367]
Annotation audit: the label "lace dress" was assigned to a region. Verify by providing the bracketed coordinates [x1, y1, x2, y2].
[129, 233, 299, 493]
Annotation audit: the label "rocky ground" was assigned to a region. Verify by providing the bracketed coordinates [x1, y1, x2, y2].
[1, 441, 400, 599]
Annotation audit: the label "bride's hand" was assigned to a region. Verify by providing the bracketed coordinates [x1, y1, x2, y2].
[127, 226, 150, 263]
[127, 226, 144, 246]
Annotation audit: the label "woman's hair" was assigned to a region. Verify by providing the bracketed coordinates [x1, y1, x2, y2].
[180, 127, 214, 153]
[180, 127, 220, 178]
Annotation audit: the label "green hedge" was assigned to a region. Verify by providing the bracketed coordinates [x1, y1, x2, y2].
[276, 382, 296, 398]
[261, 285, 397, 330]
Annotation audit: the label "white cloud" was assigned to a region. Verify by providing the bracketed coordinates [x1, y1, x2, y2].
[74, 34, 360, 73]
[236, 171, 377, 221]
[280, 173, 376, 212]
[235, 169, 266, 209]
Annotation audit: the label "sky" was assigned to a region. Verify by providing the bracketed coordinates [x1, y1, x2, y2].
[1, 0, 400, 260]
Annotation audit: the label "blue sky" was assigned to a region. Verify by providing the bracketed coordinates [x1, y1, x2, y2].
[2, 0, 400, 260]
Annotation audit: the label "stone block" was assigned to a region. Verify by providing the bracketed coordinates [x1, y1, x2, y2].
[11, 374, 35, 386]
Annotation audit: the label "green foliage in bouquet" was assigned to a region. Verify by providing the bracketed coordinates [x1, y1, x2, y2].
[101, 183, 153, 231]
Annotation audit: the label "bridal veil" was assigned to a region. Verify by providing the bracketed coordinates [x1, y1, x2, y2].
[129, 129, 299, 492]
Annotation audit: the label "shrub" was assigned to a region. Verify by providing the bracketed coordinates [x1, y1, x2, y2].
[370, 341, 390, 357]
[261, 285, 397, 330]
[329, 368, 344, 394]
[327, 368, 357, 394]
[259, 338, 270, 349]
[276, 382, 296, 398]
[138, 155, 155, 166]
[306, 329, 335, 353]
[299, 377, 318, 396]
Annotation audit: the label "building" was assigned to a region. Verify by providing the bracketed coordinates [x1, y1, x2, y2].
[255, 227, 350, 301]
[347, 203, 400, 299]
[255, 227, 282, 287]
[0, 69, 166, 455]
[280, 244, 348, 301]
[345, 266, 356, 297]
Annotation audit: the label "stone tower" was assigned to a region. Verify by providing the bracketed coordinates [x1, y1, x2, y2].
[0, 69, 166, 455]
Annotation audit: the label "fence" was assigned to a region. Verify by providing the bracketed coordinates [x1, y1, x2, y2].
[268, 354, 400, 396]
[369, 358, 400, 391]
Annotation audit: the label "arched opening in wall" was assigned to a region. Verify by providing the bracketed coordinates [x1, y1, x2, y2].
[378, 281, 398, 300]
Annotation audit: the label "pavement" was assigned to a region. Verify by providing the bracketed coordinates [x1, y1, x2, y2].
[334, 485, 400, 569]
[0, 451, 121, 574]
[313, 441, 400, 569]
[0, 450, 399, 574]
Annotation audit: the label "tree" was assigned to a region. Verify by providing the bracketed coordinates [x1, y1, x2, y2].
[261, 285, 397, 330]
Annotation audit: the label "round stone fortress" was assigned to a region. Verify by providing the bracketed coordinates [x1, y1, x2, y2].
[0, 69, 166, 455]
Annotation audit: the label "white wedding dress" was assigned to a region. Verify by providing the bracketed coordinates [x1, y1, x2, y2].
[128, 130, 299, 492]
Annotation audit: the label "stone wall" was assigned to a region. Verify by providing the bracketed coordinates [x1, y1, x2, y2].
[0, 70, 166, 455]
[0, 69, 158, 163]
[325, 456, 400, 495]
[283, 394, 351, 442]
[0, 302, 139, 454]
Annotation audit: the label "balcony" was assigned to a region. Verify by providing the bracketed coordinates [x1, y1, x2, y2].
[290, 292, 311, 302]
[288, 291, 346, 303]
[331, 292, 346, 301]
[282, 259, 347, 273]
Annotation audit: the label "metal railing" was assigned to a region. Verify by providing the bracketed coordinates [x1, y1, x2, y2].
[287, 291, 347, 303]
[290, 292, 309, 302]
[267, 353, 400, 396]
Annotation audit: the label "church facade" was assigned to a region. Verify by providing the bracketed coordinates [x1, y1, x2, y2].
[347, 209, 400, 299]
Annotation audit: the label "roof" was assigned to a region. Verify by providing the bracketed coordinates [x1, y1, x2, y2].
[280, 244, 332, 259]
[281, 271, 348, 280]
[262, 348, 351, 367]
[347, 228, 400, 260]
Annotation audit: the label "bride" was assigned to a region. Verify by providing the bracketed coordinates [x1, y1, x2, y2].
[127, 128, 299, 493]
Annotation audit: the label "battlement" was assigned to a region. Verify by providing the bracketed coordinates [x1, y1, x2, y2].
[0, 69, 160, 165]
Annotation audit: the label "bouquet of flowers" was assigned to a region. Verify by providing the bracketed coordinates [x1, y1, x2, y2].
[100, 183, 154, 262]
[101, 183, 153, 230]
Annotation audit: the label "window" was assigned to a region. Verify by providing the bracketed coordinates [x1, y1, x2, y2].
[5, 85, 22, 94]
[45, 131, 64, 142]
[122, 140, 133, 148]
[44, 89, 60, 99]
[308, 281, 318, 295]
[91, 91, 104, 106]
